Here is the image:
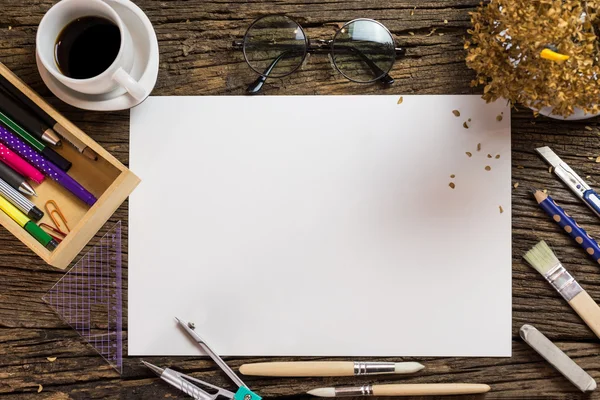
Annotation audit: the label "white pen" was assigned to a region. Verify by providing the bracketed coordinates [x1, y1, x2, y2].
[536, 146, 600, 217]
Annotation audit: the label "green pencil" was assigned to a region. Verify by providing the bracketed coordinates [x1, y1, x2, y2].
[0, 110, 72, 171]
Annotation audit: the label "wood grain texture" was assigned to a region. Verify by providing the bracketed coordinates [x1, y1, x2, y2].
[0, 0, 600, 399]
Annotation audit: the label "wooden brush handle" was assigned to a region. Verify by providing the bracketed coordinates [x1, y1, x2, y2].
[372, 384, 491, 396]
[569, 291, 600, 339]
[240, 362, 354, 376]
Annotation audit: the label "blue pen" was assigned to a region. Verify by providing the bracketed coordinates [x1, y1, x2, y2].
[534, 190, 600, 264]
[537, 146, 600, 218]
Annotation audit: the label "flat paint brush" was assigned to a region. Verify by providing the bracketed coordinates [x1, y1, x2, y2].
[307, 383, 491, 397]
[524, 241, 600, 339]
[239, 361, 424, 377]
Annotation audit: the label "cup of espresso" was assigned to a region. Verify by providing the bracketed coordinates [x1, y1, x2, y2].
[37, 0, 146, 100]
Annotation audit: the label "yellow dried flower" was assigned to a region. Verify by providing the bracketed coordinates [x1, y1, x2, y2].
[466, 0, 600, 117]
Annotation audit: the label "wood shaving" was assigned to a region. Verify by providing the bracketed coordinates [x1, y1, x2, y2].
[410, 6, 416, 16]
[587, 175, 592, 179]
[514, 182, 519, 188]
[499, 205, 504, 213]
[450, 174, 456, 178]
[485, 165, 491, 171]
[543, 189, 548, 194]
[596, 156, 600, 163]
[495, 154, 500, 159]
[463, 121, 469, 129]
[517, 165, 524, 169]
[408, 31, 415, 36]
[452, 110, 460, 117]
[466, 151, 472, 157]
[37, 384, 43, 393]
[8, 26, 12, 31]
[477, 143, 481, 151]
[549, 166, 553, 173]
[47, 357, 57, 362]
[487, 154, 492, 158]
[397, 96, 403, 104]
[449, 182, 456, 189]
[426, 28, 437, 37]
[438, 32, 445, 36]
[588, 157, 595, 160]
[496, 114, 503, 121]
[444, 19, 448, 24]
[585, 126, 593, 131]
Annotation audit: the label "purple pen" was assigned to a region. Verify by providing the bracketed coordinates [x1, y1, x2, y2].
[0, 125, 97, 206]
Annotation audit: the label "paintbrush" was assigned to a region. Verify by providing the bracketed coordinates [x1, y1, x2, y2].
[524, 241, 600, 339]
[307, 383, 491, 397]
[239, 361, 424, 377]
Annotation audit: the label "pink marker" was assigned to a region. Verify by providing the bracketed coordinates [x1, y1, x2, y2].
[0, 142, 45, 184]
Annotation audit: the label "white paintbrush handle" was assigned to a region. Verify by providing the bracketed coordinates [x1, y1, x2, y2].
[241, 362, 355, 376]
[372, 384, 491, 396]
[569, 290, 600, 339]
[239, 361, 423, 377]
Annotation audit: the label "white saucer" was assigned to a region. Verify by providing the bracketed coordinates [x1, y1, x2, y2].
[37, 0, 159, 111]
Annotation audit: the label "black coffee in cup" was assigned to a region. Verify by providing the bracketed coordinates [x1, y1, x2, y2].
[55, 16, 121, 79]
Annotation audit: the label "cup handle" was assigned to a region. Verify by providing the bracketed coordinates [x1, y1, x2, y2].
[112, 68, 146, 101]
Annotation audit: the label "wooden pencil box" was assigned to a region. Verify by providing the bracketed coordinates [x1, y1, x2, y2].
[0, 63, 140, 269]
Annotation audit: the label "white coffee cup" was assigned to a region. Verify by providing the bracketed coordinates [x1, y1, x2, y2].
[37, 0, 146, 100]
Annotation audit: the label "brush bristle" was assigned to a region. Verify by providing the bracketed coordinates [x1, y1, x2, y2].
[523, 240, 560, 276]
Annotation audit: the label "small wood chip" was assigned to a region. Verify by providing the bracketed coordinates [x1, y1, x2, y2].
[449, 182, 456, 189]
[452, 110, 460, 117]
[438, 32, 444, 36]
[543, 189, 548, 194]
[477, 143, 481, 151]
[549, 166, 553, 173]
[517, 165, 525, 169]
[588, 157, 595, 160]
[426, 28, 437, 36]
[47, 357, 57, 362]
[585, 126, 593, 131]
[487, 154, 492, 158]
[444, 19, 448, 24]
[410, 6, 416, 15]
[596, 156, 600, 163]
[450, 174, 455, 178]
[496, 115, 503, 121]
[499, 205, 504, 214]
[408, 31, 415, 36]
[463, 122, 469, 129]
[495, 154, 500, 159]
[513, 183, 519, 189]
[485, 165, 491, 171]
[37, 384, 43, 393]
[397, 96, 403, 104]
[466, 152, 472, 157]
[587, 175, 592, 179]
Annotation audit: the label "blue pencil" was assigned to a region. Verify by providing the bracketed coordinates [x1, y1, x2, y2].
[534, 190, 600, 264]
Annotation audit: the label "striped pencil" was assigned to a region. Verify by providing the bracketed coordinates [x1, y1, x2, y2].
[0, 177, 43, 221]
[0, 125, 96, 206]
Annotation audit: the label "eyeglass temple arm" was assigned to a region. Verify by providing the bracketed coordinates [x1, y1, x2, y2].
[239, 42, 406, 94]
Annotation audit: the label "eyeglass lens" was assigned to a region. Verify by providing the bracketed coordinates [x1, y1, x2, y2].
[243, 15, 307, 78]
[332, 20, 396, 83]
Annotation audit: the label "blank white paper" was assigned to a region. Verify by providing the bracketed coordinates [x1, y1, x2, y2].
[129, 95, 511, 357]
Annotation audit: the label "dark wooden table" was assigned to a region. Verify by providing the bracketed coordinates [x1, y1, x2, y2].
[1, 0, 599, 399]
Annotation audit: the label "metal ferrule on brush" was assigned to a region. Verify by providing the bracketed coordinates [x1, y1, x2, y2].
[545, 263, 583, 301]
[335, 385, 374, 397]
[353, 362, 395, 375]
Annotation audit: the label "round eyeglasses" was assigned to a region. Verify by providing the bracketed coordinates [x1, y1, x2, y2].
[233, 15, 406, 94]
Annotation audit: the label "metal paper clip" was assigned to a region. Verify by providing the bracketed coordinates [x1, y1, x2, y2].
[45, 200, 70, 233]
